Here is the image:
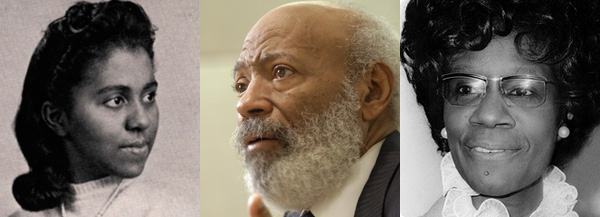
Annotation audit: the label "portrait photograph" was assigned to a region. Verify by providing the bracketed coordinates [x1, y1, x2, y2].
[200, 0, 399, 216]
[401, 0, 600, 216]
[0, 0, 199, 215]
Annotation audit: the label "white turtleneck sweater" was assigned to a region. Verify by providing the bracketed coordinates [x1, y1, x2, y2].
[10, 176, 195, 217]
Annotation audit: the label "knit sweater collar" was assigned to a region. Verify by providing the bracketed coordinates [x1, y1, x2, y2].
[69, 176, 122, 195]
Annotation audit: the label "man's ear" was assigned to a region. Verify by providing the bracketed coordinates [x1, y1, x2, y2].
[359, 60, 394, 121]
[41, 101, 69, 137]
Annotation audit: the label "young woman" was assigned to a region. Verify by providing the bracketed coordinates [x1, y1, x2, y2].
[11, 1, 190, 216]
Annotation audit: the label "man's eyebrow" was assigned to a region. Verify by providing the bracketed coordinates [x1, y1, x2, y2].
[233, 52, 298, 78]
[233, 61, 246, 78]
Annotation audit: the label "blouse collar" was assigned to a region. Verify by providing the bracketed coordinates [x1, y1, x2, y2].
[441, 153, 578, 217]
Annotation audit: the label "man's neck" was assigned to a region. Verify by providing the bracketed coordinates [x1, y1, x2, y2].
[360, 114, 396, 156]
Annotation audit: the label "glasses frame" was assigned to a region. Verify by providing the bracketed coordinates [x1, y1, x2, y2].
[441, 73, 557, 108]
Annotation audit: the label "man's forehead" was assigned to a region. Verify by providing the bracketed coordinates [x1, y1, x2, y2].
[244, 4, 351, 50]
[234, 2, 353, 76]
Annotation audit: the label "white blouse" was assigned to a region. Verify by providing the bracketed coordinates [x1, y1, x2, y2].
[441, 153, 578, 217]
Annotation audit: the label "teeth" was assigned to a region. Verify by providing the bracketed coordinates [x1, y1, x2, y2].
[122, 146, 146, 154]
[473, 147, 505, 153]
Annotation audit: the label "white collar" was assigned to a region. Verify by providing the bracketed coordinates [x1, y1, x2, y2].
[310, 139, 384, 217]
[441, 153, 578, 217]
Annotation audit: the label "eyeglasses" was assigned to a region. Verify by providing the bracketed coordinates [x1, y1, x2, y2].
[441, 73, 557, 108]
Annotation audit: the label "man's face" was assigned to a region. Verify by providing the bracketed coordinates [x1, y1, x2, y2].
[234, 3, 351, 135]
[233, 3, 364, 210]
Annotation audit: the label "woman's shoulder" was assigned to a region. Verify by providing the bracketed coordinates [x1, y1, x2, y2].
[421, 196, 444, 217]
[9, 208, 58, 217]
[116, 178, 198, 216]
[124, 178, 191, 199]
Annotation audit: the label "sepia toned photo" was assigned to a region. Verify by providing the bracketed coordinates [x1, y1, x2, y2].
[0, 0, 199, 215]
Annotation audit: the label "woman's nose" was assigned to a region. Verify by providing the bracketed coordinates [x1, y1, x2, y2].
[126, 101, 151, 131]
[468, 85, 516, 128]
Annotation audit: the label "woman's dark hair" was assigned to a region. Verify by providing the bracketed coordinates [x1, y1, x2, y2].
[12, 0, 155, 211]
[401, 0, 600, 169]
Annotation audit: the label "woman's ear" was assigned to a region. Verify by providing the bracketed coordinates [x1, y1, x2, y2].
[42, 101, 69, 137]
[360, 60, 394, 121]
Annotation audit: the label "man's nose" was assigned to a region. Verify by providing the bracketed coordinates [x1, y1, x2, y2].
[237, 79, 273, 122]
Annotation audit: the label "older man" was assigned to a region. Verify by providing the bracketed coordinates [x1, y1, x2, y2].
[233, 2, 399, 217]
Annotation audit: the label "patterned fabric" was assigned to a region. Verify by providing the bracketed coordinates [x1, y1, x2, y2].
[441, 153, 579, 217]
[300, 210, 315, 217]
[354, 131, 399, 217]
[284, 211, 302, 217]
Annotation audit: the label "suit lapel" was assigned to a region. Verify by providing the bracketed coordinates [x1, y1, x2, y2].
[354, 131, 400, 217]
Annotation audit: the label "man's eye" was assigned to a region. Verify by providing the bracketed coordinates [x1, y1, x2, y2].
[236, 83, 248, 93]
[274, 66, 294, 79]
[105, 97, 126, 108]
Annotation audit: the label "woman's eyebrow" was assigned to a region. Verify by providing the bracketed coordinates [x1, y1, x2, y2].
[143, 81, 158, 91]
[96, 81, 158, 95]
[96, 85, 130, 95]
[449, 64, 471, 73]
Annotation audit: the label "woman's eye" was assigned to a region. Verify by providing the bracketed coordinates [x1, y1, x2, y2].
[105, 97, 126, 108]
[143, 92, 157, 103]
[457, 86, 472, 94]
[274, 66, 294, 79]
[508, 88, 534, 96]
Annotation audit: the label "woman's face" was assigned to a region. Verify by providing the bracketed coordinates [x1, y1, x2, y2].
[444, 35, 561, 196]
[64, 47, 158, 182]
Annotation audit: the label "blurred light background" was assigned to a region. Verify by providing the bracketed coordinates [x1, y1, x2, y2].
[199, 0, 399, 216]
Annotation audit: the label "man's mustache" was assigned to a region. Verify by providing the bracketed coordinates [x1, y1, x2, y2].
[235, 118, 290, 147]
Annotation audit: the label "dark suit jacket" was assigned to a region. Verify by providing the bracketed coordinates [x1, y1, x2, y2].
[284, 131, 400, 217]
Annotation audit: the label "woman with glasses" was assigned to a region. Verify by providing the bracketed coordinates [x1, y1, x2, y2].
[401, 0, 600, 216]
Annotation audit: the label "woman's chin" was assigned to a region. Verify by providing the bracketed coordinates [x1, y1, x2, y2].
[463, 172, 522, 197]
[110, 164, 146, 179]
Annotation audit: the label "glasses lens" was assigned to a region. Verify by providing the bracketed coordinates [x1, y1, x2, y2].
[501, 78, 546, 107]
[443, 77, 486, 106]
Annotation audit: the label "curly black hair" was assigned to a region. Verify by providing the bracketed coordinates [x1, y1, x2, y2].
[401, 0, 600, 169]
[12, 0, 155, 211]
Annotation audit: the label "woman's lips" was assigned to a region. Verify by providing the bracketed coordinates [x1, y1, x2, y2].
[120, 141, 149, 156]
[472, 147, 511, 153]
[463, 143, 521, 160]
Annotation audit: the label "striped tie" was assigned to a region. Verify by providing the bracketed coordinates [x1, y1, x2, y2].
[300, 210, 314, 217]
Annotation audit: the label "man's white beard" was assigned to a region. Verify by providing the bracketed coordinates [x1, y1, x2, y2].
[234, 79, 364, 211]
